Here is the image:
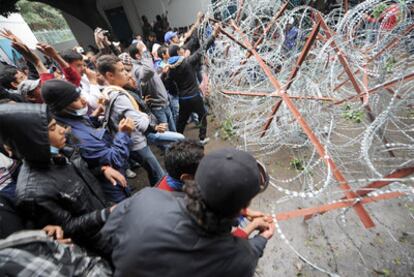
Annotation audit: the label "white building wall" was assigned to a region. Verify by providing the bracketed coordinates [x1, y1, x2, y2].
[0, 13, 38, 49]
[163, 0, 210, 27]
[131, 0, 210, 28]
[62, 12, 95, 47]
[63, 0, 210, 46]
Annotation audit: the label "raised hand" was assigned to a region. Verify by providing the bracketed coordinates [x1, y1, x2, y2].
[0, 29, 24, 44]
[36, 42, 69, 69]
[118, 117, 136, 134]
[36, 42, 59, 58]
[85, 67, 98, 85]
[197, 11, 205, 23]
[213, 23, 222, 38]
[1, 30, 47, 73]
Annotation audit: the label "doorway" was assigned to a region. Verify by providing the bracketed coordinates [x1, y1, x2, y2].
[105, 6, 133, 46]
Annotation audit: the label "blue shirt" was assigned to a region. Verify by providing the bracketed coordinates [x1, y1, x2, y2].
[57, 116, 131, 170]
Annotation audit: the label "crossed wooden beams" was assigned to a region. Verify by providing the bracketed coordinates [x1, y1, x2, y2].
[210, 5, 413, 228]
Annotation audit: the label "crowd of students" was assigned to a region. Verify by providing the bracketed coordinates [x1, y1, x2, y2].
[0, 11, 275, 276]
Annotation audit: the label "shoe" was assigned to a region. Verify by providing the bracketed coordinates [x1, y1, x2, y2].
[199, 137, 210, 145]
[126, 169, 137, 179]
[129, 160, 141, 169]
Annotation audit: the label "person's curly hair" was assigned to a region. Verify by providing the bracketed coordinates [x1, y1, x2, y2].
[183, 180, 237, 234]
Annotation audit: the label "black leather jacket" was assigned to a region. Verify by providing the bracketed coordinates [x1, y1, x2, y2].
[0, 104, 110, 248]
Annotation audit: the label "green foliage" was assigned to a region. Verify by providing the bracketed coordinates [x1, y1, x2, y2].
[373, 268, 391, 276]
[290, 158, 304, 171]
[372, 3, 387, 18]
[17, 0, 70, 31]
[342, 105, 364, 123]
[0, 0, 19, 17]
[220, 119, 236, 140]
[385, 57, 396, 73]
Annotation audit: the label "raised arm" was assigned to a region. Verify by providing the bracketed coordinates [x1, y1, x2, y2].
[37, 42, 81, 86]
[181, 11, 204, 45]
[0, 29, 48, 75]
[187, 23, 221, 67]
[135, 41, 155, 82]
[36, 42, 69, 69]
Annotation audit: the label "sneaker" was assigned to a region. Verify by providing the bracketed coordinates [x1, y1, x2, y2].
[199, 137, 210, 145]
[126, 169, 137, 179]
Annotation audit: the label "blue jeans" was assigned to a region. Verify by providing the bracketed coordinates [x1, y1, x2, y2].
[147, 131, 185, 146]
[169, 95, 179, 125]
[100, 177, 131, 203]
[151, 105, 176, 132]
[130, 146, 165, 186]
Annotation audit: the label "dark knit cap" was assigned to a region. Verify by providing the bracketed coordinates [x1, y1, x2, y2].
[41, 79, 81, 112]
[195, 148, 261, 217]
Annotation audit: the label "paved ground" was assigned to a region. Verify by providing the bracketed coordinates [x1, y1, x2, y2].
[128, 115, 414, 277]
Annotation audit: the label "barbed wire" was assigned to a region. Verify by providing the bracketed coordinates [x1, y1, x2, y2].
[200, 0, 414, 274]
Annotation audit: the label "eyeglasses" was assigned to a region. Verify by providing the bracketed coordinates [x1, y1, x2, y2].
[256, 160, 269, 193]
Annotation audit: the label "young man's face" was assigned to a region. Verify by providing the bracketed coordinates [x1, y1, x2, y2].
[48, 119, 66, 149]
[126, 72, 137, 90]
[11, 71, 27, 89]
[26, 85, 43, 104]
[178, 48, 186, 57]
[161, 52, 169, 60]
[105, 62, 129, 87]
[70, 60, 86, 76]
[171, 35, 180, 44]
[54, 69, 63, 79]
[67, 96, 87, 110]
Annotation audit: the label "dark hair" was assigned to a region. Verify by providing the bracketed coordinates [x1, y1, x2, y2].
[165, 139, 204, 180]
[128, 43, 139, 59]
[61, 49, 83, 64]
[183, 180, 237, 234]
[157, 46, 168, 59]
[87, 45, 98, 54]
[96, 55, 121, 75]
[156, 15, 162, 21]
[0, 66, 19, 89]
[168, 44, 181, 57]
[148, 31, 156, 37]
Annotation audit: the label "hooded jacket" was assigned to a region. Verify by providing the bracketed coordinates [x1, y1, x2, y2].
[55, 114, 131, 171]
[131, 52, 169, 108]
[167, 35, 215, 98]
[0, 104, 110, 249]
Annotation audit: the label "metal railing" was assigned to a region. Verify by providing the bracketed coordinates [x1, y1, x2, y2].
[33, 29, 75, 44]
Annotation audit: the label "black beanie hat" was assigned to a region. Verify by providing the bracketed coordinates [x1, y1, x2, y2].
[195, 148, 261, 218]
[41, 79, 81, 112]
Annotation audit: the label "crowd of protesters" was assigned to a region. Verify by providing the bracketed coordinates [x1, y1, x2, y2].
[0, 11, 275, 277]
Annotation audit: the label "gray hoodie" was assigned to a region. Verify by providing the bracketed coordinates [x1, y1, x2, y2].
[131, 52, 169, 109]
[104, 87, 150, 151]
